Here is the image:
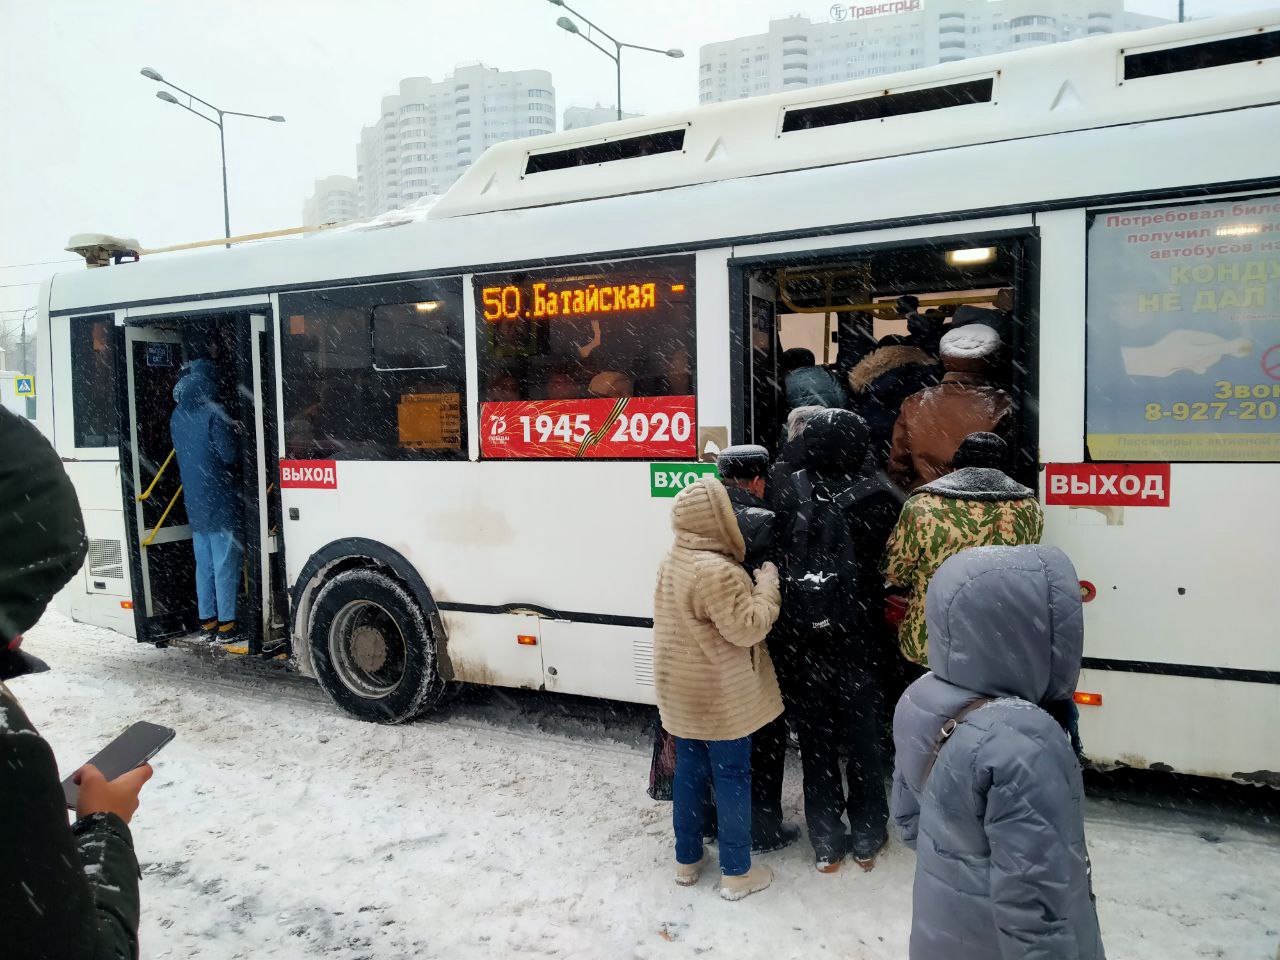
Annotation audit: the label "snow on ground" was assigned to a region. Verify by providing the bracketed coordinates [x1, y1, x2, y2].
[13, 613, 1280, 960]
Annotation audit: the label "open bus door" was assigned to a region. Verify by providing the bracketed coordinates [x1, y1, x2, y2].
[117, 311, 285, 652]
[118, 323, 196, 643]
[240, 312, 287, 655]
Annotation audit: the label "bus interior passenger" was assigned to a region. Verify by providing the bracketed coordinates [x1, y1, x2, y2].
[742, 239, 1035, 489]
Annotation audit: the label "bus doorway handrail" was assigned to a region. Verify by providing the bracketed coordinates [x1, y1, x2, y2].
[137, 449, 176, 502]
[142, 485, 183, 547]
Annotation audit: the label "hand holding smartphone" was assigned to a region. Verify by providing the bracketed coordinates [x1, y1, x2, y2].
[62, 721, 175, 812]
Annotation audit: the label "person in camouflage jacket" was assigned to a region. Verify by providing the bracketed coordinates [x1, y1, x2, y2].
[883, 433, 1043, 666]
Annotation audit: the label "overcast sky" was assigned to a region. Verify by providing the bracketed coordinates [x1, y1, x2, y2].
[0, 0, 1269, 323]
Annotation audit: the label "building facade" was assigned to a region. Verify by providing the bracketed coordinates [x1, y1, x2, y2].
[356, 64, 555, 217]
[563, 104, 642, 131]
[302, 175, 359, 227]
[698, 0, 1168, 104]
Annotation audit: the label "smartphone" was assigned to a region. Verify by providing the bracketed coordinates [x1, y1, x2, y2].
[62, 721, 175, 809]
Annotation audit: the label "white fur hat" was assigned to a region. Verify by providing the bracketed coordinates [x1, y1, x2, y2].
[940, 323, 1001, 360]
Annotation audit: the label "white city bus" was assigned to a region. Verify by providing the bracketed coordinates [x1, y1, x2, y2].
[38, 11, 1279, 783]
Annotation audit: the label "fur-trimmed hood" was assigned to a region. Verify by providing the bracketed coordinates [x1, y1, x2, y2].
[847, 345, 939, 394]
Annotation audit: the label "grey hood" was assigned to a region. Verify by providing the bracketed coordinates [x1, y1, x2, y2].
[926, 544, 1083, 706]
[891, 544, 1104, 960]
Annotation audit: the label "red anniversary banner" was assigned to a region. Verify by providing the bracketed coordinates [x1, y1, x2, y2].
[481, 395, 697, 459]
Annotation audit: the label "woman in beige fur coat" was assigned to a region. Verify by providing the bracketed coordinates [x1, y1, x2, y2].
[653, 476, 782, 901]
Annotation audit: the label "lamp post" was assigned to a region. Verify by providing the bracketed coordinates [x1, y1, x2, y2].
[547, 1, 683, 120]
[141, 67, 285, 246]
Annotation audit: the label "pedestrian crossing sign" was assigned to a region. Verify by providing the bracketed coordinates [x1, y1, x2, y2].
[15, 376, 35, 397]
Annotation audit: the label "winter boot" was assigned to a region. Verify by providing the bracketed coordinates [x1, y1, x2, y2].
[199, 619, 218, 638]
[719, 863, 773, 901]
[752, 822, 802, 855]
[216, 621, 239, 641]
[674, 850, 710, 887]
[853, 835, 888, 872]
[814, 834, 848, 874]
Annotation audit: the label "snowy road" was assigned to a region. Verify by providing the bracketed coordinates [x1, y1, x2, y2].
[14, 614, 1280, 960]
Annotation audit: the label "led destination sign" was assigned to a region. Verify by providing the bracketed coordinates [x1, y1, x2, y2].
[480, 272, 688, 322]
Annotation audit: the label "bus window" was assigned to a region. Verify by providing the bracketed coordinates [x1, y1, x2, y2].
[280, 278, 466, 460]
[69, 314, 119, 448]
[473, 256, 697, 459]
[1086, 194, 1280, 463]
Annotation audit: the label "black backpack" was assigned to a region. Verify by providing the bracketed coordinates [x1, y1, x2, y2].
[779, 470, 861, 633]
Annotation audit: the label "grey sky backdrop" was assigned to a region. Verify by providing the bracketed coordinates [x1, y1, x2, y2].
[0, 0, 1271, 324]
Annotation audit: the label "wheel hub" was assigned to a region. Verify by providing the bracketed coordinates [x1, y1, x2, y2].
[350, 624, 389, 673]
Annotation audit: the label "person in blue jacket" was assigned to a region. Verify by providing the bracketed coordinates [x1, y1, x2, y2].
[170, 358, 242, 639]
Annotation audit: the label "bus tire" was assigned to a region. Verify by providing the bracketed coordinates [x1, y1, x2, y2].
[308, 568, 444, 724]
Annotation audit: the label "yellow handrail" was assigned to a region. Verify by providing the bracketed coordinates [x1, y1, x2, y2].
[137, 449, 176, 502]
[142, 485, 183, 547]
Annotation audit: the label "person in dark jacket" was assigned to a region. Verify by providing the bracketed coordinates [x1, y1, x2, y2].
[0, 409, 150, 960]
[846, 343, 942, 464]
[716, 445, 801, 854]
[772, 409, 899, 871]
[170, 358, 242, 639]
[892, 545, 1105, 960]
[781, 348, 847, 413]
[767, 404, 824, 508]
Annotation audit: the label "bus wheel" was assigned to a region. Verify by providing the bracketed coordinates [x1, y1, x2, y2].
[308, 568, 444, 724]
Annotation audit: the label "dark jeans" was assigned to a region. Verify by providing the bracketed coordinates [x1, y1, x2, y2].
[674, 735, 752, 877]
[774, 635, 888, 859]
[701, 715, 788, 845]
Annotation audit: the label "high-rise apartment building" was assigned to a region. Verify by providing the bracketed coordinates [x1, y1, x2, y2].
[563, 104, 642, 131]
[356, 63, 555, 217]
[302, 175, 359, 227]
[698, 0, 1168, 104]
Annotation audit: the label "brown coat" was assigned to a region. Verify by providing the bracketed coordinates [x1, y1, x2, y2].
[887, 372, 1013, 491]
[652, 477, 784, 741]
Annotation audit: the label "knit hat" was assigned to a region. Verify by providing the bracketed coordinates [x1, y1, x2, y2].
[952, 432, 1008, 470]
[717, 444, 770, 481]
[801, 408, 870, 475]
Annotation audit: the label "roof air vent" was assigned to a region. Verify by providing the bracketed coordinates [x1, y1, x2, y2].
[524, 128, 686, 176]
[782, 77, 994, 133]
[1124, 28, 1280, 80]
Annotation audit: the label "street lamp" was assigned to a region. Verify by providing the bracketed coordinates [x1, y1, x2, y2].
[547, 1, 683, 120]
[140, 67, 285, 246]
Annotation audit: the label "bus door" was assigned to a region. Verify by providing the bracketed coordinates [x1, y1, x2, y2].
[236, 312, 287, 654]
[732, 230, 1038, 487]
[118, 324, 196, 643]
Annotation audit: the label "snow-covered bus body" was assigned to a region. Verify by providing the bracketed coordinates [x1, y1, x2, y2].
[37, 12, 1279, 782]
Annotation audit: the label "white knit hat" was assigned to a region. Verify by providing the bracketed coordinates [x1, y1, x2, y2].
[940, 323, 1001, 360]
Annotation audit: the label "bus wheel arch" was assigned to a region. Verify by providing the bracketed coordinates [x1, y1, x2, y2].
[291, 539, 449, 723]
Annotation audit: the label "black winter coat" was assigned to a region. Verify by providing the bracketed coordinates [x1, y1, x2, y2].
[772, 410, 903, 648]
[0, 685, 143, 960]
[724, 485, 776, 572]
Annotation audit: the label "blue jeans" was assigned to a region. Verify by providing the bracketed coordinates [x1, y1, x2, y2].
[193, 530, 242, 623]
[673, 735, 752, 877]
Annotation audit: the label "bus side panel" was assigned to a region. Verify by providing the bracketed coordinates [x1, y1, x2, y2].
[1075, 669, 1279, 784]
[280, 461, 672, 703]
[56, 461, 135, 637]
[438, 610, 545, 691]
